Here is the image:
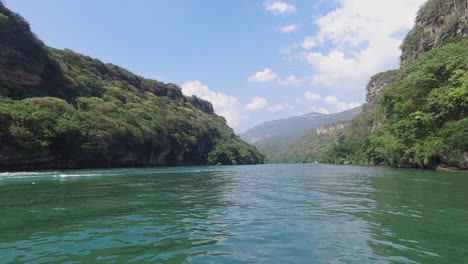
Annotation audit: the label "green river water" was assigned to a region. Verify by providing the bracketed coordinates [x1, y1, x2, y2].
[0, 164, 467, 263]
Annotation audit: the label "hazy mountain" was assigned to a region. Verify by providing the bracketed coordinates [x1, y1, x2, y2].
[240, 106, 362, 161]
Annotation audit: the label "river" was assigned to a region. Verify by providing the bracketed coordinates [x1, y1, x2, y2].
[0, 164, 467, 263]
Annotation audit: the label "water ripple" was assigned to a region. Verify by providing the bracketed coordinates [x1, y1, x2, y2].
[0, 164, 467, 263]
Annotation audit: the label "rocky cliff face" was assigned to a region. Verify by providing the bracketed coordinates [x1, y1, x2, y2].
[0, 6, 64, 98]
[365, 0, 467, 102]
[315, 122, 350, 135]
[363, 70, 399, 133]
[0, 133, 215, 170]
[362, 0, 468, 135]
[187, 96, 214, 115]
[321, 0, 468, 169]
[365, 70, 400, 102]
[400, 0, 468, 67]
[0, 45, 41, 86]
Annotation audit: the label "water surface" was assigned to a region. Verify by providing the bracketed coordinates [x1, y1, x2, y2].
[0, 164, 467, 263]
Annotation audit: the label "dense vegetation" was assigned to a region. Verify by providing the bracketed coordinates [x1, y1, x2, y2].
[277, 131, 338, 164]
[322, 37, 468, 168]
[400, 0, 467, 66]
[0, 4, 264, 169]
[240, 107, 361, 162]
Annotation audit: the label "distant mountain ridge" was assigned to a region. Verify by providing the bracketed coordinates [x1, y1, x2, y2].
[278, 125, 346, 164]
[240, 106, 362, 161]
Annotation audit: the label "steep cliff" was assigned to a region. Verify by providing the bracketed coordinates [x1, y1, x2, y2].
[365, 70, 400, 102]
[315, 122, 350, 135]
[0, 4, 265, 170]
[322, 0, 468, 169]
[400, 0, 468, 67]
[366, 0, 467, 102]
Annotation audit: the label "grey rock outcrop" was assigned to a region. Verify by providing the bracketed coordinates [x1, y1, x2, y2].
[400, 0, 468, 67]
[315, 122, 350, 135]
[365, 70, 399, 102]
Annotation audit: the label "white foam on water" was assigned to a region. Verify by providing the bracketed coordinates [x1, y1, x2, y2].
[57, 173, 102, 178]
[0, 171, 52, 179]
[0, 167, 216, 181]
[0, 172, 43, 176]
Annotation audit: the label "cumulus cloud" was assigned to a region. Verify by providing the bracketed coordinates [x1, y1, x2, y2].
[298, 0, 426, 92]
[267, 103, 294, 112]
[248, 69, 300, 86]
[248, 68, 278, 82]
[323, 95, 361, 112]
[244, 96, 269, 112]
[264, 1, 296, 15]
[181, 81, 241, 128]
[314, 0, 425, 48]
[181, 81, 295, 129]
[304, 91, 321, 102]
[244, 96, 293, 113]
[279, 24, 298, 33]
[301, 91, 360, 113]
[278, 74, 301, 86]
[310, 106, 329, 114]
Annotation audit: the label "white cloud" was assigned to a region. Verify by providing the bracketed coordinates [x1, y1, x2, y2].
[310, 106, 329, 114]
[244, 97, 293, 113]
[181, 81, 241, 128]
[267, 103, 294, 112]
[248, 69, 300, 86]
[307, 49, 364, 88]
[297, 0, 425, 93]
[264, 1, 296, 15]
[300, 91, 360, 113]
[314, 0, 425, 48]
[301, 36, 318, 49]
[248, 68, 278, 82]
[182, 82, 294, 130]
[304, 91, 321, 102]
[323, 95, 361, 112]
[244, 96, 269, 112]
[279, 24, 298, 33]
[278, 74, 301, 86]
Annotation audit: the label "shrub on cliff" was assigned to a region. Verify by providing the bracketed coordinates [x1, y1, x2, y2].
[322, 37, 468, 168]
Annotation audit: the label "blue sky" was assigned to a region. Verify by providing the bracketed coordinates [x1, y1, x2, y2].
[6, 0, 426, 132]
